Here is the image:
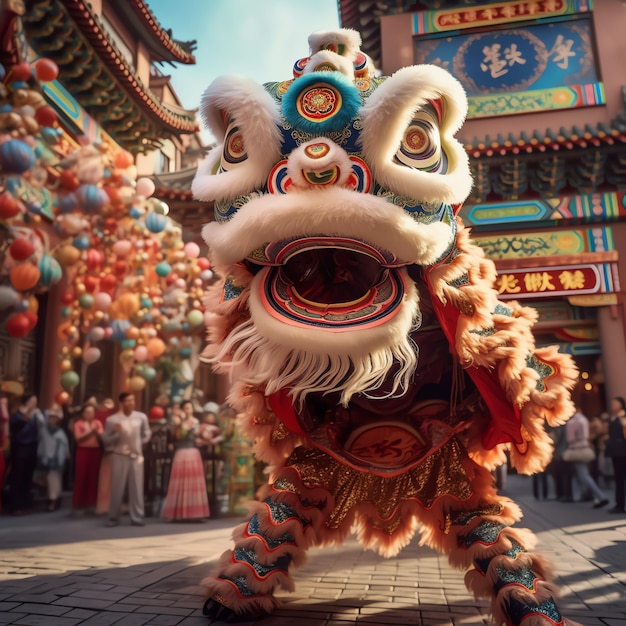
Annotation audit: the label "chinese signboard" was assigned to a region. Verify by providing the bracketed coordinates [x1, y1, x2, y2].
[413, 6, 602, 117]
[496, 263, 617, 299]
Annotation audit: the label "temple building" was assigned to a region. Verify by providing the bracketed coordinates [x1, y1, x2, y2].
[340, 0, 626, 416]
[0, 0, 207, 404]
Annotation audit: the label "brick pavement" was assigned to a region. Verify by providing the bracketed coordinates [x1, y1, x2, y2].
[0, 473, 624, 625]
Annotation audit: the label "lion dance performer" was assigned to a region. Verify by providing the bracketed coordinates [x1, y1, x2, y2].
[192, 29, 580, 625]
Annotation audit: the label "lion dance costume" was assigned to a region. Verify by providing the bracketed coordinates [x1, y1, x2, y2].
[192, 29, 580, 626]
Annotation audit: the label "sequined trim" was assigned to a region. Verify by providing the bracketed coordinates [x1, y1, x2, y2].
[233, 548, 291, 579]
[219, 575, 256, 597]
[475, 538, 525, 574]
[493, 565, 538, 593]
[526, 354, 557, 392]
[264, 499, 301, 525]
[246, 514, 295, 549]
[506, 597, 564, 626]
[223, 275, 245, 301]
[448, 503, 504, 528]
[286, 438, 473, 532]
[461, 521, 506, 548]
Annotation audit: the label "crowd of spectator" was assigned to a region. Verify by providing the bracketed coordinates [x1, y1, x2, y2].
[0, 392, 225, 524]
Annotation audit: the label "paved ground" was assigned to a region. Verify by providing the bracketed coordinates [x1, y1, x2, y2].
[0, 473, 625, 625]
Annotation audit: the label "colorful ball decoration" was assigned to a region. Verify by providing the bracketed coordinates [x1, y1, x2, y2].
[0, 139, 36, 174]
[0, 285, 18, 310]
[55, 244, 81, 267]
[34, 105, 57, 127]
[10, 62, 32, 81]
[9, 238, 34, 261]
[155, 261, 171, 277]
[83, 346, 101, 365]
[75, 184, 108, 214]
[78, 293, 94, 309]
[39, 255, 62, 286]
[33, 58, 59, 82]
[55, 390, 70, 405]
[60, 370, 80, 392]
[145, 211, 168, 233]
[187, 309, 204, 327]
[146, 337, 166, 360]
[0, 192, 21, 219]
[114, 150, 134, 169]
[89, 327, 106, 342]
[183, 241, 200, 258]
[6, 312, 31, 338]
[112, 239, 132, 257]
[126, 376, 146, 392]
[134, 345, 148, 362]
[136, 177, 156, 198]
[93, 292, 112, 311]
[10, 263, 40, 291]
[148, 405, 165, 421]
[110, 319, 131, 341]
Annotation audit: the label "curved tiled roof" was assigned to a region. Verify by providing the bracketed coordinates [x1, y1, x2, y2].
[23, 0, 198, 151]
[113, 0, 196, 65]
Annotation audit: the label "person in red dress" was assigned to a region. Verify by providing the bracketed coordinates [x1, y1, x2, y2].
[72, 402, 104, 514]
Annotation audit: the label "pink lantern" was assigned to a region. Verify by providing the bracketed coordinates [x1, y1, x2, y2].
[112, 239, 132, 257]
[136, 177, 155, 198]
[134, 345, 148, 362]
[83, 346, 101, 365]
[183, 242, 200, 258]
[94, 292, 112, 311]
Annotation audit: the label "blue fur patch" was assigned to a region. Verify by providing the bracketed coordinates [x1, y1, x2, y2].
[282, 71, 361, 135]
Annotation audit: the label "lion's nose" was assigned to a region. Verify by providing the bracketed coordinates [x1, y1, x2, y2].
[301, 142, 340, 186]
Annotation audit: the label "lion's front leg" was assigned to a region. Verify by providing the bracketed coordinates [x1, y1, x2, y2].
[201, 468, 336, 622]
[421, 464, 576, 626]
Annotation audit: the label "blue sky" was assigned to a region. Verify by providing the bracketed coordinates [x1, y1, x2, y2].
[147, 0, 340, 117]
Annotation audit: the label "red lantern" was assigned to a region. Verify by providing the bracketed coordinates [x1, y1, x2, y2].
[197, 258, 211, 270]
[113, 150, 134, 169]
[55, 390, 70, 405]
[61, 291, 74, 305]
[33, 58, 59, 82]
[9, 238, 35, 262]
[86, 249, 105, 271]
[10, 264, 40, 291]
[58, 170, 80, 191]
[6, 313, 31, 338]
[148, 406, 165, 421]
[23, 311, 38, 331]
[0, 192, 21, 219]
[83, 275, 100, 293]
[10, 62, 32, 82]
[113, 260, 127, 278]
[100, 274, 118, 293]
[34, 106, 57, 127]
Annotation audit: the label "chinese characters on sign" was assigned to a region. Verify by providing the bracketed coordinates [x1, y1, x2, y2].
[495, 265, 611, 299]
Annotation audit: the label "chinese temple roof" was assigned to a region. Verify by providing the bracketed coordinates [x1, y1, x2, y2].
[22, 0, 198, 152]
[152, 168, 213, 229]
[463, 115, 626, 204]
[111, 0, 196, 65]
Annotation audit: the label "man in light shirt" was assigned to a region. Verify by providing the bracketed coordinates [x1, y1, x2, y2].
[102, 392, 151, 527]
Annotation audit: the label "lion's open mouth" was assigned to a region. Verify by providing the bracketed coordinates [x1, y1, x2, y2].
[281, 247, 385, 307]
[252, 238, 412, 330]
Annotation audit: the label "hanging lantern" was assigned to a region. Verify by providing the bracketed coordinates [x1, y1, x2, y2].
[6, 313, 31, 338]
[145, 212, 168, 233]
[9, 238, 34, 261]
[0, 139, 36, 174]
[39, 255, 62, 286]
[10, 263, 40, 291]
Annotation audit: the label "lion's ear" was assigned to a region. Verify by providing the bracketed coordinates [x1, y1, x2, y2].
[359, 65, 472, 206]
[191, 76, 283, 203]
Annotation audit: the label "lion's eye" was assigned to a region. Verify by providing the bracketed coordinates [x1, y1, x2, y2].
[220, 121, 248, 171]
[394, 104, 447, 174]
